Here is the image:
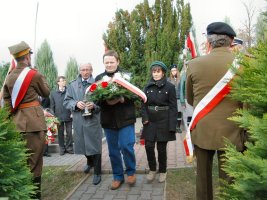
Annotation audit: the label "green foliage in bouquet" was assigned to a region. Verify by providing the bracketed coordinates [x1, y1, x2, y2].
[88, 81, 137, 102]
[218, 38, 267, 199]
[0, 107, 36, 199]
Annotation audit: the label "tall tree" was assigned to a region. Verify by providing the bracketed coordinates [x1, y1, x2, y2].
[103, 0, 192, 88]
[35, 40, 58, 90]
[255, 12, 267, 44]
[237, 1, 256, 50]
[65, 57, 79, 83]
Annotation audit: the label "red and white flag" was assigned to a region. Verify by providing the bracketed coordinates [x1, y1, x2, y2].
[186, 32, 197, 58]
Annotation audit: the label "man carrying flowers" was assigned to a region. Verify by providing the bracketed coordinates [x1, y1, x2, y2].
[63, 63, 102, 185]
[95, 50, 137, 190]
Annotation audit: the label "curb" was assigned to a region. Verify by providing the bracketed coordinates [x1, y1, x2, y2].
[64, 173, 90, 200]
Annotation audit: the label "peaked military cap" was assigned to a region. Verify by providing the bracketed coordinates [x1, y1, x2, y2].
[207, 22, 236, 38]
[231, 37, 243, 46]
[8, 41, 33, 58]
[150, 61, 167, 72]
[170, 64, 177, 70]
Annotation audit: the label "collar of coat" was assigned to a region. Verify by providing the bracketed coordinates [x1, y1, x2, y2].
[104, 67, 121, 77]
[147, 77, 167, 88]
[78, 75, 95, 85]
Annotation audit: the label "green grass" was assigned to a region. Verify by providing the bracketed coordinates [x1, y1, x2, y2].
[166, 160, 219, 200]
[166, 167, 197, 200]
[42, 166, 84, 200]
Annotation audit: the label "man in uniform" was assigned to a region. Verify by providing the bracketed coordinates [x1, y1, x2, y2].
[186, 22, 245, 200]
[3, 41, 50, 199]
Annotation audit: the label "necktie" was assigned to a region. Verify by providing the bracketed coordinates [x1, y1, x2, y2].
[82, 80, 88, 87]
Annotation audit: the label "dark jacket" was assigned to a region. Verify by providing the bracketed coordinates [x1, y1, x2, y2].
[141, 77, 177, 142]
[95, 69, 136, 129]
[167, 77, 180, 99]
[50, 88, 72, 122]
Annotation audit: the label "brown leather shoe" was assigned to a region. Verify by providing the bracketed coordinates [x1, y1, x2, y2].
[110, 180, 124, 190]
[127, 175, 136, 186]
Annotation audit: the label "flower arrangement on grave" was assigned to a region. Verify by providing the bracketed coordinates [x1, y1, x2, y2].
[45, 116, 59, 144]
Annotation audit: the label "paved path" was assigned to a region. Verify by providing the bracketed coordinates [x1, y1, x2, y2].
[44, 133, 191, 200]
[43, 118, 192, 200]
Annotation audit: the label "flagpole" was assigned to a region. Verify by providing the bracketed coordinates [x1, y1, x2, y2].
[33, 1, 39, 67]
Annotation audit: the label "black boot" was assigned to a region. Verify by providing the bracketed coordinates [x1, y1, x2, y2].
[32, 176, 41, 199]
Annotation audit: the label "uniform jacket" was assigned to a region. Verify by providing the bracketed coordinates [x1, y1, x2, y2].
[186, 47, 244, 151]
[95, 68, 136, 129]
[50, 87, 72, 122]
[63, 75, 102, 155]
[141, 77, 177, 142]
[3, 63, 50, 132]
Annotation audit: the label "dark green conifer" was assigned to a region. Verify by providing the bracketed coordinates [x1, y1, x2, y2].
[35, 39, 58, 90]
[219, 21, 267, 199]
[0, 107, 35, 199]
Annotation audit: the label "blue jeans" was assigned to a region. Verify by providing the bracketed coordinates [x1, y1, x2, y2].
[104, 124, 136, 181]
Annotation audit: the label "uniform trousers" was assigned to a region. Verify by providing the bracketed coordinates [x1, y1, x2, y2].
[145, 140, 168, 173]
[23, 131, 46, 200]
[194, 145, 232, 200]
[22, 131, 46, 178]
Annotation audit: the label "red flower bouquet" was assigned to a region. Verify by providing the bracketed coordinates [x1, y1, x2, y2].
[85, 72, 147, 103]
[88, 81, 135, 102]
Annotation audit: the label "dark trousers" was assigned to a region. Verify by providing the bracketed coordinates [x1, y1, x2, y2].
[58, 121, 73, 151]
[145, 140, 168, 173]
[194, 145, 232, 200]
[85, 154, 102, 175]
[43, 143, 49, 154]
[177, 111, 182, 127]
[32, 176, 41, 200]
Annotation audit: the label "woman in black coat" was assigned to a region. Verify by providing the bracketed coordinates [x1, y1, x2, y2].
[141, 61, 177, 183]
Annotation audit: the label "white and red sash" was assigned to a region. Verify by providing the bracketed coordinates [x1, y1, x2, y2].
[11, 67, 37, 112]
[112, 73, 147, 102]
[183, 59, 240, 162]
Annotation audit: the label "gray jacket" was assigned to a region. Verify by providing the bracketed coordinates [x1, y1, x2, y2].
[63, 75, 103, 155]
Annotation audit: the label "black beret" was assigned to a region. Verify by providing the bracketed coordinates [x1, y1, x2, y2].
[207, 22, 236, 38]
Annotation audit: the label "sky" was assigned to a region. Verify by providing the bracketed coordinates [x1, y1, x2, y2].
[0, 0, 266, 77]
